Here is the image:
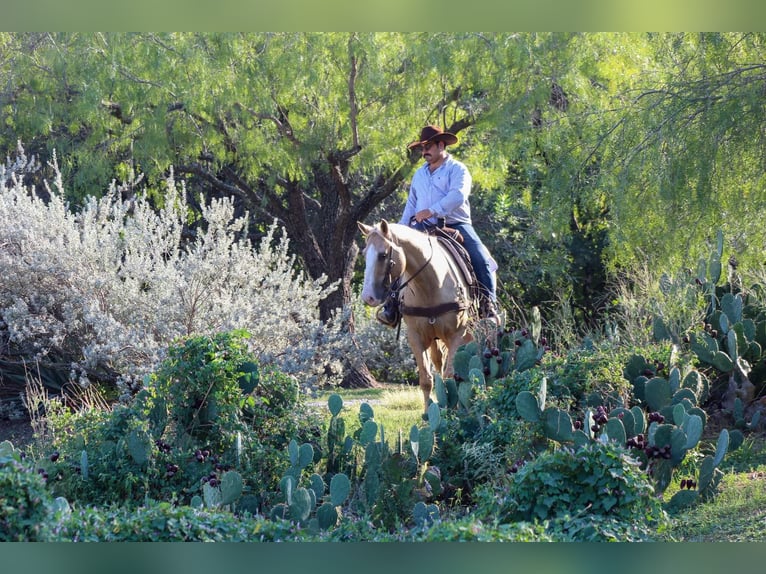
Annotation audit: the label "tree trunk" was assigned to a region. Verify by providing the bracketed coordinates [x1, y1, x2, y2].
[340, 360, 379, 389]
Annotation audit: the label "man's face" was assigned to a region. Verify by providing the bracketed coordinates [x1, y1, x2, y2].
[421, 140, 441, 164]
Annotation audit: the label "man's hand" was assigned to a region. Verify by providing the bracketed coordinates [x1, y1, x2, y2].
[414, 208, 433, 223]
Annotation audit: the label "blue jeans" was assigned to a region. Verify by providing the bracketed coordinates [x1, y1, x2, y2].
[412, 220, 497, 305]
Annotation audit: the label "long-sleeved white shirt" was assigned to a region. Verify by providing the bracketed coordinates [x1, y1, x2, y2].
[399, 154, 472, 226]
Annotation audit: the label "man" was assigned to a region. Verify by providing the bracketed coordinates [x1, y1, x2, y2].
[378, 125, 498, 326]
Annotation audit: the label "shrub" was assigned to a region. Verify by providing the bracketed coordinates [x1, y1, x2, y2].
[36, 331, 321, 507]
[0, 440, 55, 541]
[0, 147, 349, 401]
[511, 442, 666, 523]
[472, 441, 667, 530]
[46, 501, 304, 542]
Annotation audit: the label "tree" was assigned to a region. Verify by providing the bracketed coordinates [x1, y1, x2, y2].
[0, 33, 544, 385]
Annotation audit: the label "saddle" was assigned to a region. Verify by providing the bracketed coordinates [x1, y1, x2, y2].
[422, 221, 481, 305]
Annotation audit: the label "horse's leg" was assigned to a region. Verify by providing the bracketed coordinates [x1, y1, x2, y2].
[443, 329, 473, 380]
[408, 332, 434, 413]
[429, 340, 443, 376]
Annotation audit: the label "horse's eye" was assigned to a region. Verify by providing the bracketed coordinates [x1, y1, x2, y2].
[377, 250, 388, 261]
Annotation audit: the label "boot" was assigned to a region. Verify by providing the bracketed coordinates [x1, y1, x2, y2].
[376, 296, 400, 327]
[480, 298, 500, 326]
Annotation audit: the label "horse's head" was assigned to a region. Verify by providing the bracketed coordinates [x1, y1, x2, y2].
[358, 220, 405, 307]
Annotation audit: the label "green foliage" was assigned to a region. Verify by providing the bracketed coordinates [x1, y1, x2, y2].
[503, 442, 667, 526]
[0, 441, 58, 541]
[32, 331, 315, 507]
[147, 330, 254, 451]
[47, 501, 296, 542]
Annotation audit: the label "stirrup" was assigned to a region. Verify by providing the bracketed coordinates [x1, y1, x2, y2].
[479, 300, 500, 326]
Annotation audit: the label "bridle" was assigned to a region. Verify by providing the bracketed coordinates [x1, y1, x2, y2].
[377, 233, 433, 321]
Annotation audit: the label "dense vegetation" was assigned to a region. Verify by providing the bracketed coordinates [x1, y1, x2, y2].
[1, 32, 766, 541]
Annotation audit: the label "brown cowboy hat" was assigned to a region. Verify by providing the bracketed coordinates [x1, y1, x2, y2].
[407, 125, 459, 149]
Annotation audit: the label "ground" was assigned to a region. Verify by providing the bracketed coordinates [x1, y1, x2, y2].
[0, 416, 35, 448]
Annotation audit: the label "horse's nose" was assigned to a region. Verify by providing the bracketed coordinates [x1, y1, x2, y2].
[362, 293, 380, 306]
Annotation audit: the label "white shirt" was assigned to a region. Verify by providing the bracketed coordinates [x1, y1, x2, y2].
[399, 153, 472, 226]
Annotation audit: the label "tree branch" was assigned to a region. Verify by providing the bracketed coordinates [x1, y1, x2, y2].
[347, 34, 360, 150]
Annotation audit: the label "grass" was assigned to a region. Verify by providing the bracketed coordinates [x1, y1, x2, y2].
[314, 384, 424, 451]
[663, 437, 766, 541]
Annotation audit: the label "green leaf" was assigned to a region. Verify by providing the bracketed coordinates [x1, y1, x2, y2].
[543, 408, 573, 442]
[683, 414, 703, 449]
[427, 402, 441, 432]
[603, 417, 626, 445]
[359, 420, 378, 446]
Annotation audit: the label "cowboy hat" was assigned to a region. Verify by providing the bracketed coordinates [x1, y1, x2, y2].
[407, 125, 459, 149]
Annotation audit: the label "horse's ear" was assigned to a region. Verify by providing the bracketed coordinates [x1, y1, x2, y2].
[357, 221, 372, 236]
[380, 219, 390, 235]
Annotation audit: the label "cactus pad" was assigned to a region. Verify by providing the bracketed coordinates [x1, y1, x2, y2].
[515, 390, 541, 422]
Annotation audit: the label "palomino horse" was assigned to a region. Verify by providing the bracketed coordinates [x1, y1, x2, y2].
[358, 219, 476, 413]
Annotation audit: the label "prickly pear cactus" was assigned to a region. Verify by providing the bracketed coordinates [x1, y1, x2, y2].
[516, 390, 541, 422]
[220, 470, 243, 506]
[412, 501, 440, 528]
[126, 429, 152, 466]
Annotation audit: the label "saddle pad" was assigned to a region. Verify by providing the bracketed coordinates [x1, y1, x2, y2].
[433, 232, 480, 303]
